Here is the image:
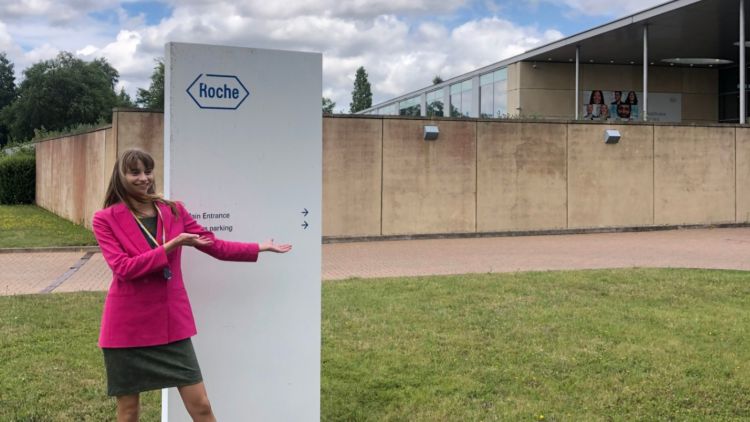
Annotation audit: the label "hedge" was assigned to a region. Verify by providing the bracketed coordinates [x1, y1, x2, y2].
[0, 153, 35, 204]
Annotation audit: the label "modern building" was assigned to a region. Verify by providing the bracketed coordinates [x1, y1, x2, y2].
[359, 0, 750, 125]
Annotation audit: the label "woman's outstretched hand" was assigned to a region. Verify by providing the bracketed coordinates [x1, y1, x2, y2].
[259, 238, 292, 253]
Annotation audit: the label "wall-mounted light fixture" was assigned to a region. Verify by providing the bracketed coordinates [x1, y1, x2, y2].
[604, 129, 621, 144]
[424, 125, 439, 141]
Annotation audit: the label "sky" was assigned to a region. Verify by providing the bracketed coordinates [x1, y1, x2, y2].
[0, 0, 669, 112]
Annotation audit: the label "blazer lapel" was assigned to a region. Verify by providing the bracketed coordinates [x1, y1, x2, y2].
[112, 203, 154, 254]
[156, 201, 174, 244]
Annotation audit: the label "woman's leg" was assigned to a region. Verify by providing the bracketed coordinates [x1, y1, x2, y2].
[116, 394, 140, 422]
[178, 382, 216, 422]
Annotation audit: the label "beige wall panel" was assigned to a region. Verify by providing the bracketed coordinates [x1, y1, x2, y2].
[507, 89, 521, 117]
[681, 68, 718, 94]
[382, 119, 476, 235]
[506, 63, 521, 117]
[114, 110, 165, 191]
[35, 128, 110, 229]
[654, 126, 735, 225]
[647, 67, 683, 92]
[507, 62, 520, 91]
[322, 117, 382, 237]
[682, 93, 718, 123]
[519, 62, 574, 89]
[60, 139, 74, 222]
[82, 131, 107, 228]
[568, 123, 654, 228]
[103, 126, 115, 185]
[35, 142, 48, 210]
[737, 128, 750, 222]
[519, 89, 575, 119]
[582, 64, 642, 91]
[477, 121, 566, 231]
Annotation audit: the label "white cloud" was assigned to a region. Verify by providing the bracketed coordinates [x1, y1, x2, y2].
[22, 43, 59, 64]
[0, 0, 568, 110]
[0, 0, 120, 24]
[0, 21, 15, 51]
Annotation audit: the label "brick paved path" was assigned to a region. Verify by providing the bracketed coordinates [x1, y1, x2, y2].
[1, 227, 748, 295]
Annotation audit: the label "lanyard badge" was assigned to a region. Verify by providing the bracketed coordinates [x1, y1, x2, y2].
[131, 203, 172, 280]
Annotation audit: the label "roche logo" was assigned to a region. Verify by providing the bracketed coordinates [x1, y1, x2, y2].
[186, 74, 250, 110]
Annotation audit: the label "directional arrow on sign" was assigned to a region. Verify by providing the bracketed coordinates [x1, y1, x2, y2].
[301, 208, 309, 216]
[301, 221, 309, 229]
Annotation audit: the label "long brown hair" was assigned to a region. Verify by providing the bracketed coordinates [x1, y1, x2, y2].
[103, 149, 178, 215]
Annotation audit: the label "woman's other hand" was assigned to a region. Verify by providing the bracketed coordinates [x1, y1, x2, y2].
[165, 233, 214, 253]
[259, 238, 292, 253]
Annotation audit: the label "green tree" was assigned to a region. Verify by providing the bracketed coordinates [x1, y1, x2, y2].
[1, 52, 120, 142]
[349, 66, 372, 113]
[136, 59, 164, 110]
[322, 97, 336, 114]
[116, 87, 135, 108]
[0, 53, 17, 147]
[432, 75, 443, 85]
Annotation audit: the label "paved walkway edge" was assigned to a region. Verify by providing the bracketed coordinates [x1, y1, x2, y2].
[323, 222, 750, 243]
[40, 251, 96, 293]
[0, 246, 100, 254]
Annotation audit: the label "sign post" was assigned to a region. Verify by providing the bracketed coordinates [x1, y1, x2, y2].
[164, 42, 321, 421]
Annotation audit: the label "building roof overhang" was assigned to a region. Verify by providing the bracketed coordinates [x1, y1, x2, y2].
[363, 0, 746, 112]
[523, 0, 743, 67]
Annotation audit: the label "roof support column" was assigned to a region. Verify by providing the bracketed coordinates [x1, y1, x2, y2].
[574, 45, 581, 120]
[741, 0, 746, 124]
[643, 25, 648, 122]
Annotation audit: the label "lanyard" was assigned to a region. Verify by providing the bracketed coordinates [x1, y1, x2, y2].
[130, 204, 172, 280]
[130, 204, 165, 248]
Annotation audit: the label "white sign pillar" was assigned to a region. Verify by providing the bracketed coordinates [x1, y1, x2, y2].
[164, 42, 321, 421]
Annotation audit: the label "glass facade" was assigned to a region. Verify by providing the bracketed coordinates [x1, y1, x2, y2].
[378, 104, 398, 115]
[480, 68, 508, 118]
[365, 66, 505, 119]
[399, 96, 421, 116]
[426, 89, 444, 117]
[450, 80, 472, 117]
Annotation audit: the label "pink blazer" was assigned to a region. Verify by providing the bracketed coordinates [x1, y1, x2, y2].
[92, 201, 259, 348]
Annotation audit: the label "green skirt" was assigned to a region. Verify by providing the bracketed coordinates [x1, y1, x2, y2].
[102, 338, 203, 396]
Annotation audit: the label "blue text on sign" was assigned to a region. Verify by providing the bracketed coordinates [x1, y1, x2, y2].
[199, 83, 240, 99]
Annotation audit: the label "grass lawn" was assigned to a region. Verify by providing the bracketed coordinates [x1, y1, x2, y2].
[0, 205, 97, 248]
[3, 268, 750, 420]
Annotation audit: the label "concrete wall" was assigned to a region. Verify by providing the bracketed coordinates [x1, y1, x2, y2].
[36, 113, 750, 239]
[737, 127, 750, 222]
[477, 121, 567, 231]
[322, 117, 382, 237]
[568, 123, 654, 228]
[654, 126, 735, 225]
[513, 62, 718, 123]
[35, 109, 161, 229]
[35, 127, 112, 229]
[382, 119, 476, 235]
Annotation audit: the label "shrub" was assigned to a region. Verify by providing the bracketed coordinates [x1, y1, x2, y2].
[0, 153, 35, 204]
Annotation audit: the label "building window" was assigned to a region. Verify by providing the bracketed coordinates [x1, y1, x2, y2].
[426, 89, 444, 117]
[399, 96, 421, 116]
[378, 104, 397, 115]
[480, 67, 508, 118]
[450, 80, 472, 117]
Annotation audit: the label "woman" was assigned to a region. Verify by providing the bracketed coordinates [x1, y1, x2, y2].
[92, 149, 291, 421]
[626, 91, 638, 105]
[589, 90, 604, 105]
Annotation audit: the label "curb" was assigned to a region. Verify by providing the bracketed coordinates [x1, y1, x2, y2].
[322, 223, 750, 244]
[0, 246, 100, 254]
